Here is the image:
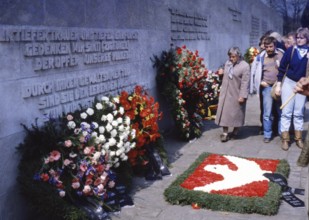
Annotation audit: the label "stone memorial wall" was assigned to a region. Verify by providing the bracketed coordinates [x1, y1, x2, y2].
[0, 0, 282, 218]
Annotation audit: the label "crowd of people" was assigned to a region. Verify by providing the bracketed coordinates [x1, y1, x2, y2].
[214, 27, 309, 166]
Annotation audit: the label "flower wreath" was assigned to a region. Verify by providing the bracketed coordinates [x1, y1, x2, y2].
[153, 45, 220, 140]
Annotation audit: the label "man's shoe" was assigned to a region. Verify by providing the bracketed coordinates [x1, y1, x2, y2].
[264, 138, 271, 143]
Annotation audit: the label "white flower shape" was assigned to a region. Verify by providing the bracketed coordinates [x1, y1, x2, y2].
[130, 142, 136, 149]
[93, 152, 101, 161]
[109, 151, 116, 157]
[104, 143, 110, 149]
[86, 108, 94, 116]
[106, 113, 114, 123]
[99, 126, 105, 134]
[121, 155, 128, 161]
[67, 121, 76, 129]
[110, 129, 118, 138]
[117, 141, 123, 148]
[80, 112, 87, 119]
[98, 134, 106, 143]
[101, 115, 107, 121]
[119, 107, 124, 115]
[96, 103, 103, 110]
[124, 116, 131, 126]
[116, 117, 123, 124]
[114, 162, 120, 168]
[101, 149, 106, 155]
[108, 138, 117, 146]
[111, 120, 118, 127]
[92, 122, 99, 129]
[82, 131, 89, 137]
[101, 96, 109, 102]
[91, 131, 98, 137]
[105, 123, 113, 132]
[118, 124, 124, 132]
[81, 122, 90, 129]
[113, 110, 118, 116]
[113, 97, 119, 103]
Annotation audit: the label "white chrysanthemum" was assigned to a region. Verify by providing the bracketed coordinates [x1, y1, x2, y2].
[95, 138, 101, 144]
[113, 157, 119, 163]
[80, 112, 87, 119]
[113, 97, 119, 103]
[121, 155, 128, 161]
[98, 134, 106, 143]
[116, 149, 122, 156]
[113, 110, 118, 116]
[92, 131, 98, 137]
[130, 129, 136, 139]
[101, 96, 109, 102]
[92, 122, 99, 129]
[118, 134, 125, 141]
[101, 149, 106, 156]
[107, 113, 114, 123]
[99, 126, 105, 134]
[109, 151, 116, 157]
[124, 142, 131, 148]
[110, 129, 118, 138]
[96, 103, 103, 110]
[117, 141, 123, 148]
[124, 116, 130, 125]
[111, 120, 118, 127]
[108, 138, 117, 146]
[103, 143, 110, 150]
[118, 125, 124, 132]
[117, 117, 123, 124]
[105, 123, 113, 132]
[93, 152, 101, 161]
[114, 162, 120, 168]
[86, 108, 94, 116]
[119, 107, 124, 115]
[101, 115, 107, 121]
[81, 122, 90, 129]
[67, 121, 76, 129]
[82, 131, 88, 137]
[130, 142, 136, 149]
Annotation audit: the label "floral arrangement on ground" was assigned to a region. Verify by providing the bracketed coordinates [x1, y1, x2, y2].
[152, 45, 221, 141]
[17, 85, 168, 220]
[164, 152, 290, 215]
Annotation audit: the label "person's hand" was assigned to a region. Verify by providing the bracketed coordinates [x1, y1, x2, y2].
[294, 77, 309, 96]
[238, 97, 246, 104]
[275, 82, 281, 96]
[260, 81, 269, 87]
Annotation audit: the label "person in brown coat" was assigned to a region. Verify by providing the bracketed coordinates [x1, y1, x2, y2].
[215, 47, 250, 142]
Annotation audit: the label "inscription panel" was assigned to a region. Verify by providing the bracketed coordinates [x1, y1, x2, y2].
[169, 8, 210, 41]
[0, 26, 149, 121]
[0, 27, 138, 72]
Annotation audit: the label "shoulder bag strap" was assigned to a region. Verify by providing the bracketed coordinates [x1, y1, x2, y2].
[306, 52, 309, 78]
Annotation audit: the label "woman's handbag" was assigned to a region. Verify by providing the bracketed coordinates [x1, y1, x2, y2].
[270, 48, 295, 100]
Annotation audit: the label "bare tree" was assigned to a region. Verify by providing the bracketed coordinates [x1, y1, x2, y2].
[261, 0, 307, 33]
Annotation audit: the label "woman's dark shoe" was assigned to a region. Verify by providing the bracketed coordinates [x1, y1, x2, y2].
[220, 133, 229, 142]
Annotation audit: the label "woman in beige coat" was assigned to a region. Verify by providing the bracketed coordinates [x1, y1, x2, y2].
[215, 47, 250, 142]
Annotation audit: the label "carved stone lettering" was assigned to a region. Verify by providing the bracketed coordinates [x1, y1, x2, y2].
[170, 8, 209, 41]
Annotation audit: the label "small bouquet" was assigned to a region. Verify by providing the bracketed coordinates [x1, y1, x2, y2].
[244, 47, 259, 64]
